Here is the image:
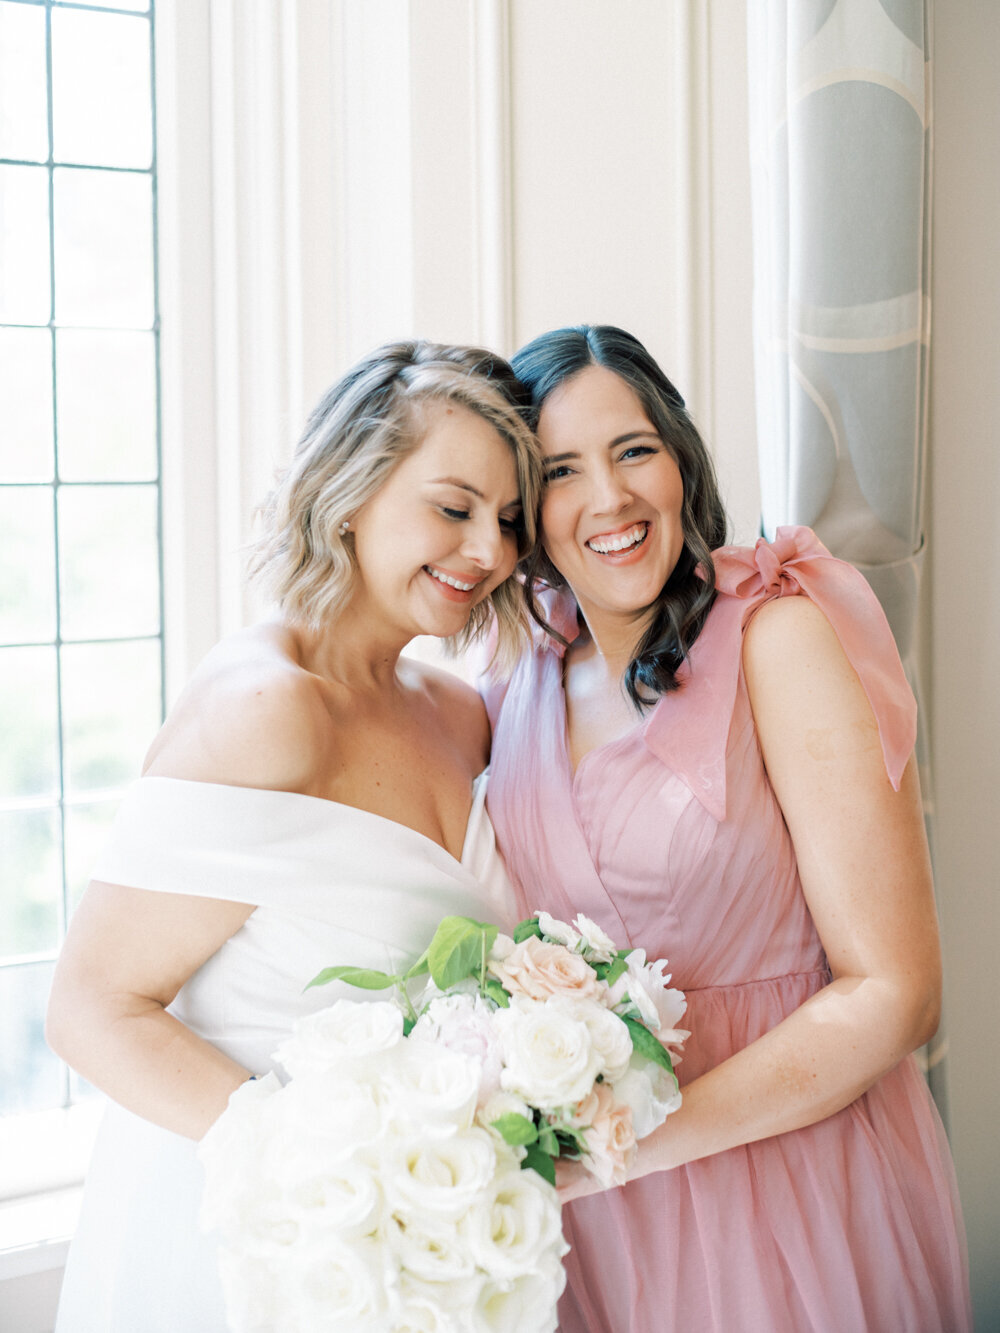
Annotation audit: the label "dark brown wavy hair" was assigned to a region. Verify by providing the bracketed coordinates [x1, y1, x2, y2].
[511, 324, 729, 709]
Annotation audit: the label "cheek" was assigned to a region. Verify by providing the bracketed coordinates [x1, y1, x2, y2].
[539, 492, 574, 555]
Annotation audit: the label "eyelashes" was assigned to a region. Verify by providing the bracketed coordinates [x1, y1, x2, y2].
[441, 507, 523, 535]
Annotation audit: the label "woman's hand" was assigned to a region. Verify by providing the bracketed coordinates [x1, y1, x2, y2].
[555, 1156, 606, 1204]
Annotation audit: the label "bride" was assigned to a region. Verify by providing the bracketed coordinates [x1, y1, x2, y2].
[45, 340, 539, 1332]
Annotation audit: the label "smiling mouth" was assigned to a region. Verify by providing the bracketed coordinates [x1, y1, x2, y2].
[424, 565, 479, 592]
[585, 522, 648, 555]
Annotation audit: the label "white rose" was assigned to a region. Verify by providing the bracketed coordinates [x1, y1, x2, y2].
[199, 1071, 281, 1232]
[380, 1041, 481, 1138]
[282, 1155, 384, 1241]
[386, 1213, 478, 1284]
[281, 1235, 393, 1332]
[494, 995, 602, 1108]
[459, 1166, 566, 1281]
[274, 999, 404, 1079]
[275, 1067, 385, 1162]
[611, 1055, 682, 1139]
[535, 911, 581, 951]
[383, 1126, 499, 1223]
[392, 1273, 486, 1332]
[576, 1000, 633, 1083]
[473, 1255, 566, 1333]
[572, 913, 618, 964]
[215, 1247, 281, 1333]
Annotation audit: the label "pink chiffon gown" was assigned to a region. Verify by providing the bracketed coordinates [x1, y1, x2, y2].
[485, 528, 970, 1333]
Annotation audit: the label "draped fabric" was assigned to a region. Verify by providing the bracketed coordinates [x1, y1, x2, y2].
[746, 0, 947, 1114]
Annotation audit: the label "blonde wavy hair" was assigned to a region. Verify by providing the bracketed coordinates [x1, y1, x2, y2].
[248, 340, 540, 670]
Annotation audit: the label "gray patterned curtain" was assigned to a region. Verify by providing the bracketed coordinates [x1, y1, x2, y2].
[746, 0, 947, 1118]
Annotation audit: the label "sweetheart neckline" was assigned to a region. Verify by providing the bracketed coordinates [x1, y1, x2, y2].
[134, 772, 490, 869]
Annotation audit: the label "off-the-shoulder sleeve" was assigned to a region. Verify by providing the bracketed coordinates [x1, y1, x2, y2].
[91, 778, 340, 904]
[643, 526, 917, 819]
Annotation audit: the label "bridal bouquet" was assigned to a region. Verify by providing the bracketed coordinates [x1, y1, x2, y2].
[199, 912, 687, 1333]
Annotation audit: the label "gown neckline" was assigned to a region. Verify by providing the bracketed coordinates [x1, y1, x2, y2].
[134, 771, 489, 870]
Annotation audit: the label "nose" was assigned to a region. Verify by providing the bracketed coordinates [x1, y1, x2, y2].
[588, 462, 631, 517]
[460, 515, 507, 573]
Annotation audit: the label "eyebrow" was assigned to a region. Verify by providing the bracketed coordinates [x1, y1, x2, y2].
[428, 476, 522, 510]
[540, 430, 660, 465]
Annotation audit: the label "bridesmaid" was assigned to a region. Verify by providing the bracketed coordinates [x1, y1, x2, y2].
[484, 324, 970, 1332]
[46, 340, 539, 1331]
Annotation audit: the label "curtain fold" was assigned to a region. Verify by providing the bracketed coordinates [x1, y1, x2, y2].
[747, 0, 946, 1118]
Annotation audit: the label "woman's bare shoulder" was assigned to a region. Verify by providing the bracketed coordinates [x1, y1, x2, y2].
[404, 657, 491, 768]
[143, 623, 334, 792]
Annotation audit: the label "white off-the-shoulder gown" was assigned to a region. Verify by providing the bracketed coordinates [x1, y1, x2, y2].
[54, 774, 515, 1333]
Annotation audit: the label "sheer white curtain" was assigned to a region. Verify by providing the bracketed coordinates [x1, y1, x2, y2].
[747, 0, 947, 1113]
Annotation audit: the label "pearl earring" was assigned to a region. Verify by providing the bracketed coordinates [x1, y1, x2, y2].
[338, 520, 351, 536]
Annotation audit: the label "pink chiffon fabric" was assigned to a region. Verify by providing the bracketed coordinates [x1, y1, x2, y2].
[485, 528, 970, 1333]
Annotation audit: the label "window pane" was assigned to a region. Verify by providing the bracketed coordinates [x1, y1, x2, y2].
[0, 2, 49, 163]
[56, 330, 156, 480]
[0, 164, 51, 325]
[0, 807, 62, 956]
[0, 328, 53, 482]
[0, 486, 56, 643]
[0, 963, 63, 1115]
[0, 647, 59, 802]
[56, 0, 149, 11]
[53, 167, 154, 329]
[61, 639, 160, 796]
[58, 484, 160, 640]
[52, 9, 152, 170]
[65, 796, 120, 914]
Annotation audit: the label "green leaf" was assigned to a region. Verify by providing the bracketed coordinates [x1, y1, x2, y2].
[403, 950, 429, 980]
[304, 965, 397, 992]
[521, 1144, 556, 1186]
[621, 1015, 678, 1084]
[427, 916, 497, 990]
[512, 916, 543, 944]
[491, 1113, 538, 1146]
[603, 956, 629, 986]
[483, 979, 510, 1008]
[555, 1126, 589, 1154]
[402, 1015, 416, 1037]
[537, 1125, 559, 1157]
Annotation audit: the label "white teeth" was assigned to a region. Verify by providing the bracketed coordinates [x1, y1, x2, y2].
[426, 566, 476, 591]
[586, 523, 648, 555]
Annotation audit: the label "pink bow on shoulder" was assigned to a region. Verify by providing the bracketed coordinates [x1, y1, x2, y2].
[713, 526, 832, 601]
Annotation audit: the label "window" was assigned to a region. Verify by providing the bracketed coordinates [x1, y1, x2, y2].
[0, 0, 162, 1178]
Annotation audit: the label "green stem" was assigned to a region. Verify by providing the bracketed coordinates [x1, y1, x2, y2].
[395, 978, 419, 1027]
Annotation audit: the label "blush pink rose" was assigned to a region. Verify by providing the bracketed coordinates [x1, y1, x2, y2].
[578, 1083, 637, 1188]
[491, 936, 606, 1003]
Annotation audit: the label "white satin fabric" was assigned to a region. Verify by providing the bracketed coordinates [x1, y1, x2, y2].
[55, 775, 514, 1333]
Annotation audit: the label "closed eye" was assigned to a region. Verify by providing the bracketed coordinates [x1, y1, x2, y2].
[442, 507, 471, 521]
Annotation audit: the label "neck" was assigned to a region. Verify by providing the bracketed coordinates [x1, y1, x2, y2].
[284, 602, 413, 695]
[571, 603, 655, 682]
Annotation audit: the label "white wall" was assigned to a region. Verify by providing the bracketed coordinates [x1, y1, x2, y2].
[928, 4, 1000, 1325]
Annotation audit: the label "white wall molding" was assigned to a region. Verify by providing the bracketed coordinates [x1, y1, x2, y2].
[470, 0, 514, 355]
[158, 0, 340, 676]
[672, 0, 715, 445]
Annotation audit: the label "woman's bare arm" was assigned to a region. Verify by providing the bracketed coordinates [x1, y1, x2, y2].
[46, 662, 332, 1140]
[560, 595, 940, 1196]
